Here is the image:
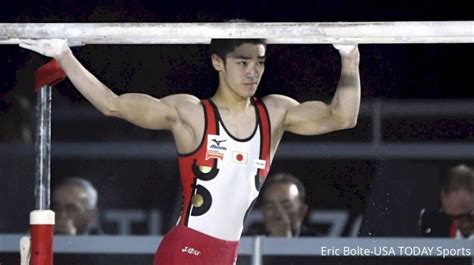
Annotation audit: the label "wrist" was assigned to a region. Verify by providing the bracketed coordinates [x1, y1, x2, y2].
[341, 54, 359, 63]
[55, 47, 72, 62]
[341, 56, 360, 70]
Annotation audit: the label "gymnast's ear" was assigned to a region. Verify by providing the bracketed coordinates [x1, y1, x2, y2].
[211, 54, 225, 71]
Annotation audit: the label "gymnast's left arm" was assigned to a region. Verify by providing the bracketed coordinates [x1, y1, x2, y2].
[267, 44, 360, 136]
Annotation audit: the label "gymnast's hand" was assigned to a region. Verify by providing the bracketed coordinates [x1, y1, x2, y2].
[19, 39, 71, 59]
[333, 44, 359, 61]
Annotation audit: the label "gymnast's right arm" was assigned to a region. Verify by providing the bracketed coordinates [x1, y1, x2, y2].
[19, 39, 198, 131]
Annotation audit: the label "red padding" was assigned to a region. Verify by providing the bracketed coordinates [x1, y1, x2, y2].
[35, 59, 66, 91]
[30, 224, 54, 265]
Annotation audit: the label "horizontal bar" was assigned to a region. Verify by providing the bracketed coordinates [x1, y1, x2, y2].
[0, 22, 473, 44]
[1, 142, 474, 159]
[0, 235, 472, 257]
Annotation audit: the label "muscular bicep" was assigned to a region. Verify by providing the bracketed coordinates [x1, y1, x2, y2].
[110, 93, 184, 130]
[265, 95, 348, 136]
[285, 101, 342, 135]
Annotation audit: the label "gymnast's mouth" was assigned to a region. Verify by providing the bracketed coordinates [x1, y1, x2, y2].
[244, 81, 258, 85]
[243, 83, 258, 89]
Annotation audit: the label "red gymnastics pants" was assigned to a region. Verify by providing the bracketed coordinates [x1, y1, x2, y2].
[153, 225, 239, 265]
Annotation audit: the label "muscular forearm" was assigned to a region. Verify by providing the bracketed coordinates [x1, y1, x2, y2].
[330, 55, 360, 127]
[55, 49, 118, 116]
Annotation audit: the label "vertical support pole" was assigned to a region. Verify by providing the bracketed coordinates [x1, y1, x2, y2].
[35, 85, 52, 210]
[30, 85, 54, 265]
[251, 236, 262, 265]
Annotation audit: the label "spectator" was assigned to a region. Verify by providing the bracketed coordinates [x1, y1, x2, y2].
[52, 177, 101, 235]
[420, 164, 473, 239]
[246, 172, 318, 237]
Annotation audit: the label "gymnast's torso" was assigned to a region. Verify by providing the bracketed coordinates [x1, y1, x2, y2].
[176, 98, 271, 241]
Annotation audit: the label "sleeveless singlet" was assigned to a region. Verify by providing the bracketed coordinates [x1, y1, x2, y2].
[176, 98, 271, 241]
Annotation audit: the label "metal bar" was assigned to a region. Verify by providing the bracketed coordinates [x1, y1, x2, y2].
[0, 22, 473, 44]
[251, 236, 262, 265]
[34, 85, 52, 210]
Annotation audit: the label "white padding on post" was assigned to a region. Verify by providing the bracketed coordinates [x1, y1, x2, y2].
[30, 210, 55, 225]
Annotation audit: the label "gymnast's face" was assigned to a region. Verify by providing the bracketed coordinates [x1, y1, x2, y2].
[212, 43, 266, 99]
[52, 184, 96, 235]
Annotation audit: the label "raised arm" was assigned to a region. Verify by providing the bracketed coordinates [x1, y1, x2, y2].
[19, 39, 198, 131]
[265, 45, 360, 136]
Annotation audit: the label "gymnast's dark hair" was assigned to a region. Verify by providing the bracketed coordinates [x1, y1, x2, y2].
[209, 19, 266, 62]
[210, 39, 267, 61]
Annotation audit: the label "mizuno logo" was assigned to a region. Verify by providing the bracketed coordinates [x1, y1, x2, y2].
[211, 139, 227, 146]
[207, 135, 227, 155]
[210, 144, 227, 150]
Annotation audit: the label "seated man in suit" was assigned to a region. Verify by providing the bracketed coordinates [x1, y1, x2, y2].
[52, 177, 102, 235]
[420, 164, 473, 239]
[246, 172, 319, 237]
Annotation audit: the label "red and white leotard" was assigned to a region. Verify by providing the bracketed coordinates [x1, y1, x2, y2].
[177, 98, 271, 240]
[154, 98, 271, 265]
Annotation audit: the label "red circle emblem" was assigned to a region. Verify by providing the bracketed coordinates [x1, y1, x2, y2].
[236, 154, 243, 161]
